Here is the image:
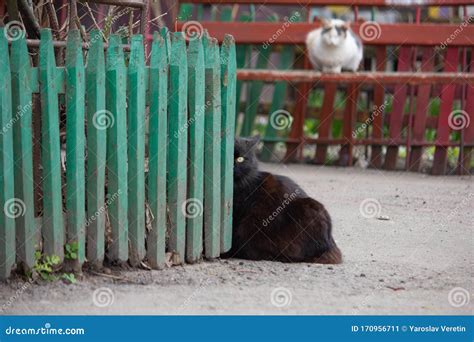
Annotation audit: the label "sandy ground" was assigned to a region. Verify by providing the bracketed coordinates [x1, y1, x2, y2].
[1, 164, 473, 315]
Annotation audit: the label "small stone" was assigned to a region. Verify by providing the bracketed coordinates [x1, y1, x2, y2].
[377, 215, 390, 221]
[327, 266, 333, 270]
[239, 262, 244, 266]
[360, 273, 366, 277]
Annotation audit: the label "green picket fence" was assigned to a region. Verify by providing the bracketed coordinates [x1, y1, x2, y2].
[0, 27, 237, 279]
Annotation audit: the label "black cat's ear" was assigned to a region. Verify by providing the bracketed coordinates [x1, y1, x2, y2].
[248, 135, 260, 149]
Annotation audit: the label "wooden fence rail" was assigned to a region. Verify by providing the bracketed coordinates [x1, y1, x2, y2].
[0, 28, 237, 280]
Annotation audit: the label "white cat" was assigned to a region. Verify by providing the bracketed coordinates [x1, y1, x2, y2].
[306, 19, 363, 73]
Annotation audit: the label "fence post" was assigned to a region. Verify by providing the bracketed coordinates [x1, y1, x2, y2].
[203, 35, 222, 258]
[65, 30, 86, 268]
[0, 30, 15, 280]
[11, 35, 35, 271]
[220, 35, 236, 253]
[106, 35, 129, 262]
[127, 35, 146, 266]
[86, 30, 107, 267]
[186, 37, 205, 263]
[39, 29, 64, 260]
[168, 32, 188, 263]
[147, 32, 169, 269]
[432, 47, 458, 175]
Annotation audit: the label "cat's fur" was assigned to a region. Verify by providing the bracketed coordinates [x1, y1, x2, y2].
[222, 137, 342, 264]
[306, 18, 363, 73]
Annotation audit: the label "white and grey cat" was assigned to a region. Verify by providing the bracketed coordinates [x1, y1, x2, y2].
[306, 19, 363, 73]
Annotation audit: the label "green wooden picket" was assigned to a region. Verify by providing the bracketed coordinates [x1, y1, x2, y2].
[86, 30, 107, 266]
[203, 35, 222, 258]
[240, 15, 277, 137]
[178, 4, 194, 21]
[220, 6, 233, 21]
[220, 35, 237, 253]
[0, 30, 15, 280]
[261, 12, 301, 161]
[147, 32, 169, 269]
[106, 35, 129, 262]
[65, 30, 86, 267]
[160, 27, 171, 62]
[196, 4, 204, 21]
[39, 29, 64, 260]
[168, 33, 188, 263]
[186, 37, 205, 263]
[235, 12, 255, 129]
[127, 35, 146, 266]
[11, 36, 35, 270]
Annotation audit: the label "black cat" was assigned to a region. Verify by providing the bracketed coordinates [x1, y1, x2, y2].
[222, 136, 342, 264]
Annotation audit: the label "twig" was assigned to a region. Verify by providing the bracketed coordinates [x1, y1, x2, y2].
[17, 0, 41, 39]
[150, 0, 166, 28]
[6, 0, 20, 21]
[45, 0, 60, 39]
[69, 0, 78, 32]
[237, 269, 259, 274]
[75, 15, 88, 42]
[88, 270, 127, 280]
[128, 8, 134, 36]
[84, 2, 106, 41]
[149, 12, 168, 25]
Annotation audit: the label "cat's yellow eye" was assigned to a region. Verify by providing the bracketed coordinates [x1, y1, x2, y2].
[236, 157, 245, 163]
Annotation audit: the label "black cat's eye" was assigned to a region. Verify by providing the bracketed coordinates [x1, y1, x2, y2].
[236, 157, 245, 163]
